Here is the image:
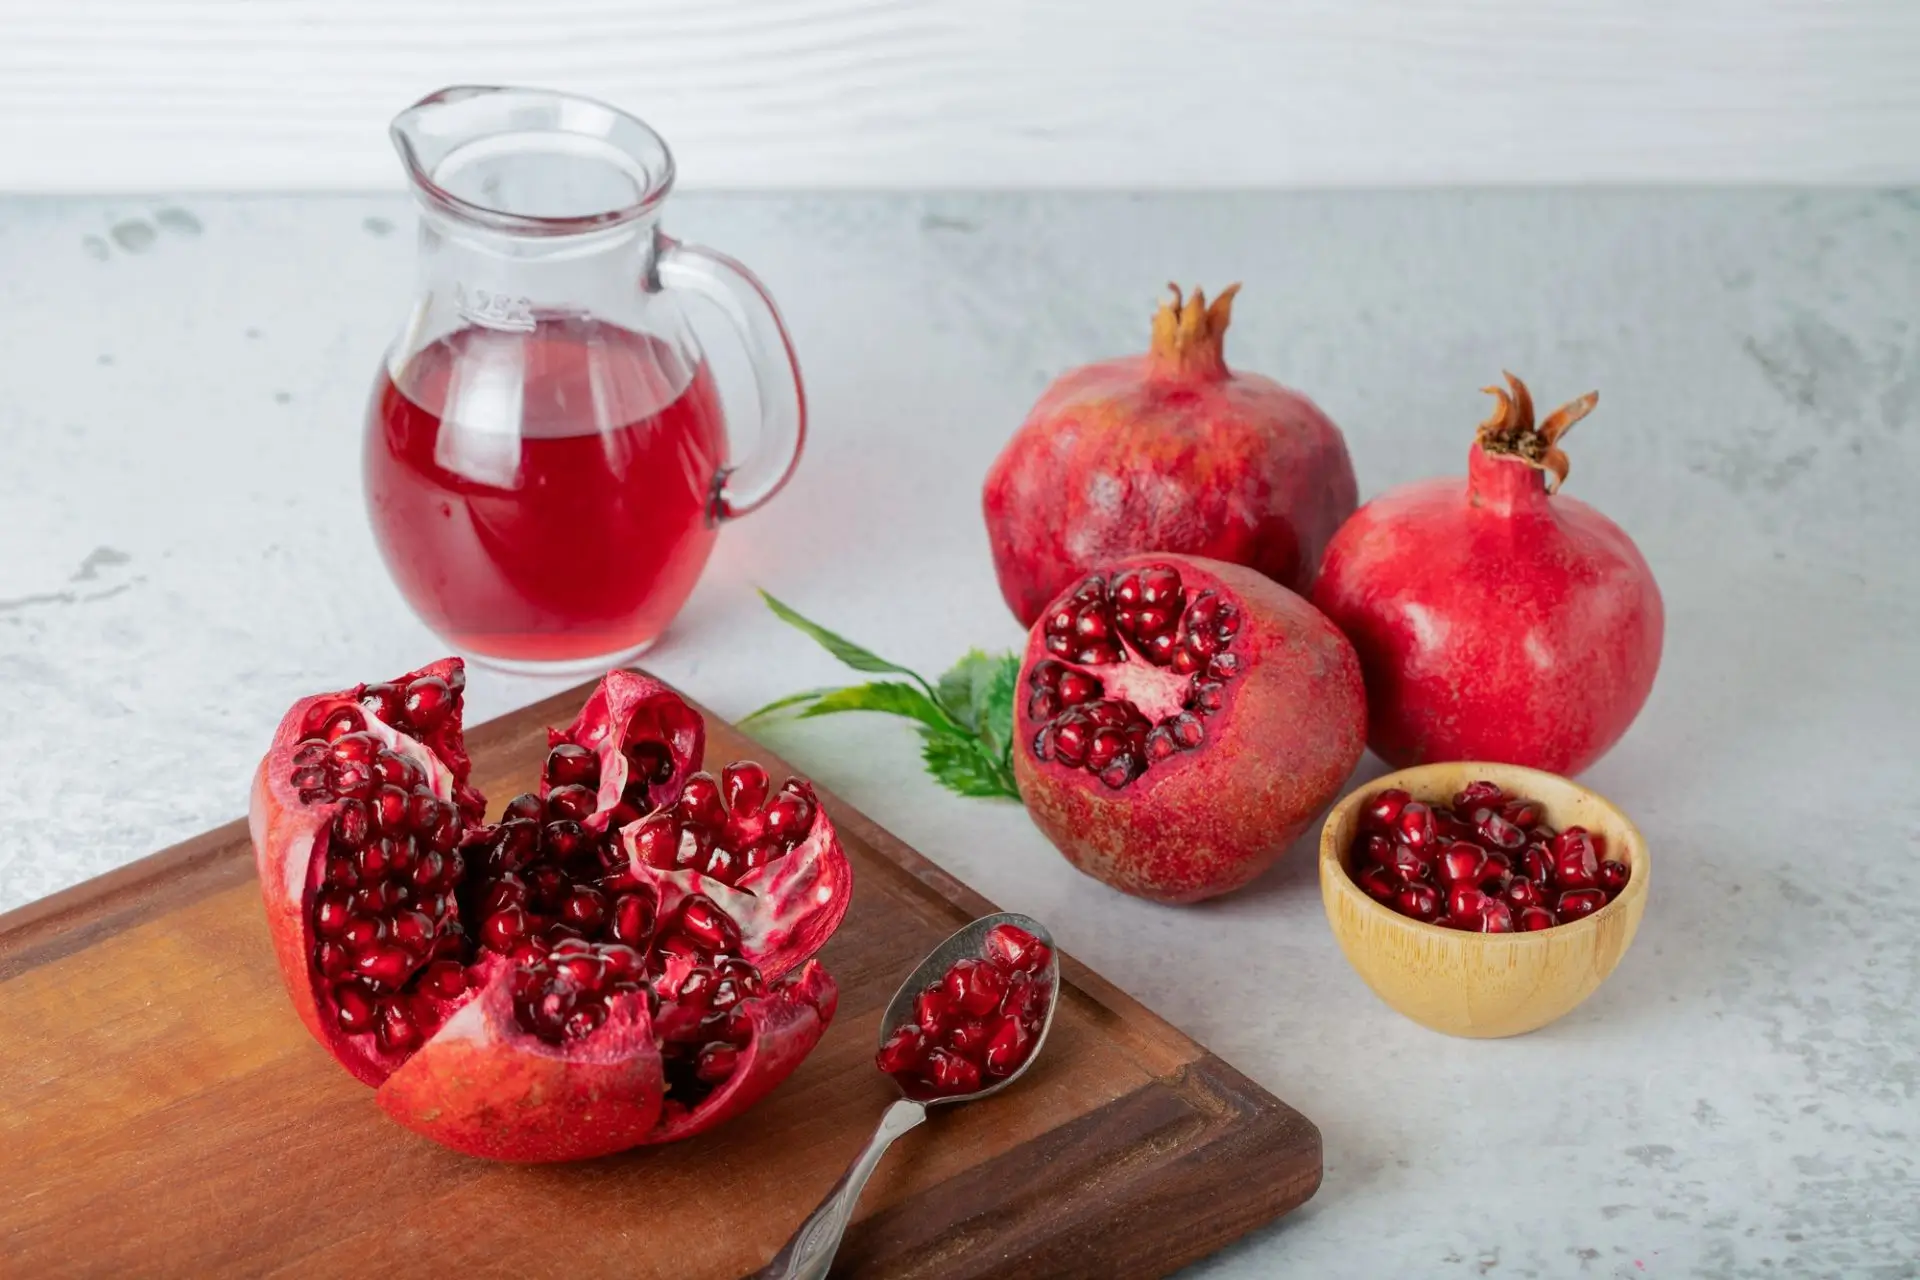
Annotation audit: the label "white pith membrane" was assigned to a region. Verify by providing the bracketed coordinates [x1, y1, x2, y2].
[279, 669, 844, 1133]
[1027, 564, 1247, 788]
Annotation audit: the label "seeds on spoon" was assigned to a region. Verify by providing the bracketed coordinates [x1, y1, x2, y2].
[875, 923, 1053, 1098]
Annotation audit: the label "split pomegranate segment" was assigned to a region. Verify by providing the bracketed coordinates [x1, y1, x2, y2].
[1347, 780, 1629, 932]
[250, 660, 850, 1161]
[876, 924, 1055, 1099]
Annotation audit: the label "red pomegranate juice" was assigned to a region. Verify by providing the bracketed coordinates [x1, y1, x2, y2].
[366, 317, 726, 665]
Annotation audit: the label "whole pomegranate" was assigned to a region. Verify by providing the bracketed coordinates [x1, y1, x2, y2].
[1014, 554, 1367, 903]
[1312, 374, 1663, 775]
[982, 283, 1358, 627]
[249, 659, 850, 1161]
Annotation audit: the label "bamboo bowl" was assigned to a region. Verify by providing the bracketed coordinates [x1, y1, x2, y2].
[1319, 762, 1649, 1038]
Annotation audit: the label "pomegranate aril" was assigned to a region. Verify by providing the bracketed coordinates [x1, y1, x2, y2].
[982, 1015, 1034, 1077]
[291, 766, 329, 792]
[375, 998, 421, 1052]
[675, 773, 727, 829]
[1522, 846, 1555, 885]
[1097, 752, 1142, 790]
[340, 914, 384, 951]
[481, 906, 532, 952]
[690, 1042, 740, 1084]
[1504, 878, 1545, 910]
[1598, 860, 1630, 893]
[915, 984, 955, 1035]
[1363, 789, 1411, 832]
[402, 676, 453, 729]
[391, 909, 435, 956]
[1436, 842, 1489, 886]
[1387, 843, 1435, 884]
[1395, 882, 1443, 922]
[333, 982, 376, 1032]
[543, 743, 599, 790]
[1000, 972, 1048, 1028]
[545, 784, 596, 823]
[1446, 886, 1492, 926]
[1477, 900, 1516, 933]
[1554, 846, 1600, 890]
[1029, 690, 1062, 720]
[1396, 801, 1438, 851]
[876, 1024, 928, 1074]
[1558, 888, 1608, 921]
[922, 1048, 983, 1096]
[330, 800, 372, 850]
[946, 958, 1010, 1017]
[421, 959, 467, 998]
[374, 751, 424, 790]
[354, 945, 414, 991]
[1517, 905, 1557, 931]
[314, 891, 350, 937]
[560, 887, 609, 934]
[358, 682, 404, 723]
[291, 739, 329, 768]
[763, 788, 814, 844]
[946, 1018, 991, 1057]
[1454, 780, 1505, 810]
[1501, 800, 1543, 829]
[676, 895, 741, 954]
[503, 793, 544, 823]
[1358, 864, 1399, 903]
[982, 923, 1051, 974]
[329, 732, 378, 766]
[1056, 669, 1100, 706]
[608, 894, 654, 948]
[1477, 812, 1527, 851]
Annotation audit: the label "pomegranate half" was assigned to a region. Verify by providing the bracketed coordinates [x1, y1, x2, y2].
[250, 660, 850, 1161]
[982, 284, 1358, 627]
[1014, 554, 1367, 903]
[1312, 375, 1664, 775]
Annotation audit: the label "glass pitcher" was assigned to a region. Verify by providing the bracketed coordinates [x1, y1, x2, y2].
[364, 86, 805, 674]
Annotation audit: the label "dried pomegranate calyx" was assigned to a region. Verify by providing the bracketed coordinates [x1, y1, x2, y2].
[1473, 370, 1599, 494]
[1147, 282, 1241, 381]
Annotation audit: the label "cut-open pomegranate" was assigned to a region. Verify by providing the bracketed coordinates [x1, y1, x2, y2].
[1014, 554, 1367, 903]
[250, 661, 850, 1161]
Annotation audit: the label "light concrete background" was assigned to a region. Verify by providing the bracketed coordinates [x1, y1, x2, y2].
[3, 0, 1919, 188]
[2, 191, 1917, 1275]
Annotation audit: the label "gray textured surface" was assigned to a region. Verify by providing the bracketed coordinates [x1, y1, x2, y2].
[2, 192, 1917, 1277]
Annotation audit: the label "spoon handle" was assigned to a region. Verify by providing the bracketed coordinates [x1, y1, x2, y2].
[756, 1097, 928, 1279]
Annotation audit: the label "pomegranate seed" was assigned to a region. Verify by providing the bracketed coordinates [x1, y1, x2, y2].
[1447, 886, 1491, 926]
[1476, 812, 1527, 851]
[1522, 845, 1555, 885]
[1502, 800, 1543, 829]
[922, 1049, 982, 1096]
[1208, 652, 1241, 681]
[1056, 669, 1099, 706]
[1599, 860, 1630, 893]
[762, 789, 814, 843]
[525, 864, 567, 911]
[1558, 888, 1608, 921]
[390, 909, 435, 956]
[340, 914, 384, 951]
[481, 906, 531, 952]
[676, 895, 741, 954]
[330, 800, 372, 850]
[1553, 840, 1600, 889]
[371, 784, 408, 834]
[608, 894, 654, 948]
[543, 743, 599, 790]
[1029, 690, 1062, 720]
[1143, 725, 1177, 761]
[1454, 780, 1505, 810]
[915, 984, 955, 1035]
[1517, 905, 1558, 931]
[1477, 900, 1516, 933]
[1364, 788, 1410, 832]
[656, 934, 704, 964]
[982, 1015, 1035, 1077]
[478, 874, 528, 916]
[553, 951, 609, 993]
[320, 707, 365, 741]
[632, 815, 679, 869]
[694, 1042, 741, 1084]
[944, 959, 1009, 1017]
[402, 676, 453, 730]
[560, 887, 609, 935]
[329, 732, 378, 766]
[1357, 864, 1399, 903]
[375, 998, 421, 1052]
[421, 959, 467, 998]
[374, 751, 424, 790]
[982, 924, 1051, 974]
[1097, 753, 1142, 789]
[407, 792, 451, 837]
[358, 682, 404, 723]
[1188, 680, 1226, 713]
[1167, 712, 1204, 748]
[876, 1024, 928, 1074]
[314, 890, 350, 937]
[1504, 878, 1545, 909]
[503, 793, 544, 822]
[1436, 842, 1489, 886]
[315, 941, 351, 978]
[675, 773, 726, 829]
[354, 945, 414, 991]
[1000, 972, 1047, 1028]
[290, 765, 329, 792]
[1395, 882, 1443, 922]
[1388, 843, 1435, 883]
[333, 982, 375, 1032]
[1396, 801, 1438, 851]
[291, 739, 329, 768]
[545, 784, 596, 823]
[946, 1018, 991, 1057]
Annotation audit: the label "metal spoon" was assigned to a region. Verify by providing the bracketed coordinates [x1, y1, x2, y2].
[754, 911, 1061, 1280]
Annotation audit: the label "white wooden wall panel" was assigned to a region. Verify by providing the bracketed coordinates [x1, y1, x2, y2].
[1, 0, 1917, 190]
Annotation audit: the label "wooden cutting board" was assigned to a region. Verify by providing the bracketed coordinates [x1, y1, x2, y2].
[0, 677, 1320, 1278]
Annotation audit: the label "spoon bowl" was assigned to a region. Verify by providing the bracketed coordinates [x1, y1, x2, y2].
[874, 910, 1060, 1105]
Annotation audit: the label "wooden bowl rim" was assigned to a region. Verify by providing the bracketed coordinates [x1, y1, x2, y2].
[1319, 761, 1649, 947]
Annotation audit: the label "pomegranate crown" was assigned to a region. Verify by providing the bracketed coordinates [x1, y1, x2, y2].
[1148, 282, 1240, 379]
[1475, 372, 1598, 493]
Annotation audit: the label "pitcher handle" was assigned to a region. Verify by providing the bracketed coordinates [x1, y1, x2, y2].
[655, 235, 807, 521]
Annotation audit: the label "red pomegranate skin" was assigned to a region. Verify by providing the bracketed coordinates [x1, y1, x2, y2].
[983, 285, 1358, 627]
[1014, 555, 1367, 903]
[1312, 377, 1663, 775]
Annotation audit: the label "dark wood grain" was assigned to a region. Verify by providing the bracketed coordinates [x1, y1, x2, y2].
[0, 676, 1319, 1278]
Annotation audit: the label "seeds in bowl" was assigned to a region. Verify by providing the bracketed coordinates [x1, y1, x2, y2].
[1348, 781, 1629, 932]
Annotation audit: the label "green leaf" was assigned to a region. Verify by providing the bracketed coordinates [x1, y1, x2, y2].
[739, 686, 841, 723]
[759, 591, 923, 680]
[794, 682, 962, 740]
[920, 730, 1020, 799]
[977, 653, 1020, 763]
[935, 649, 999, 731]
